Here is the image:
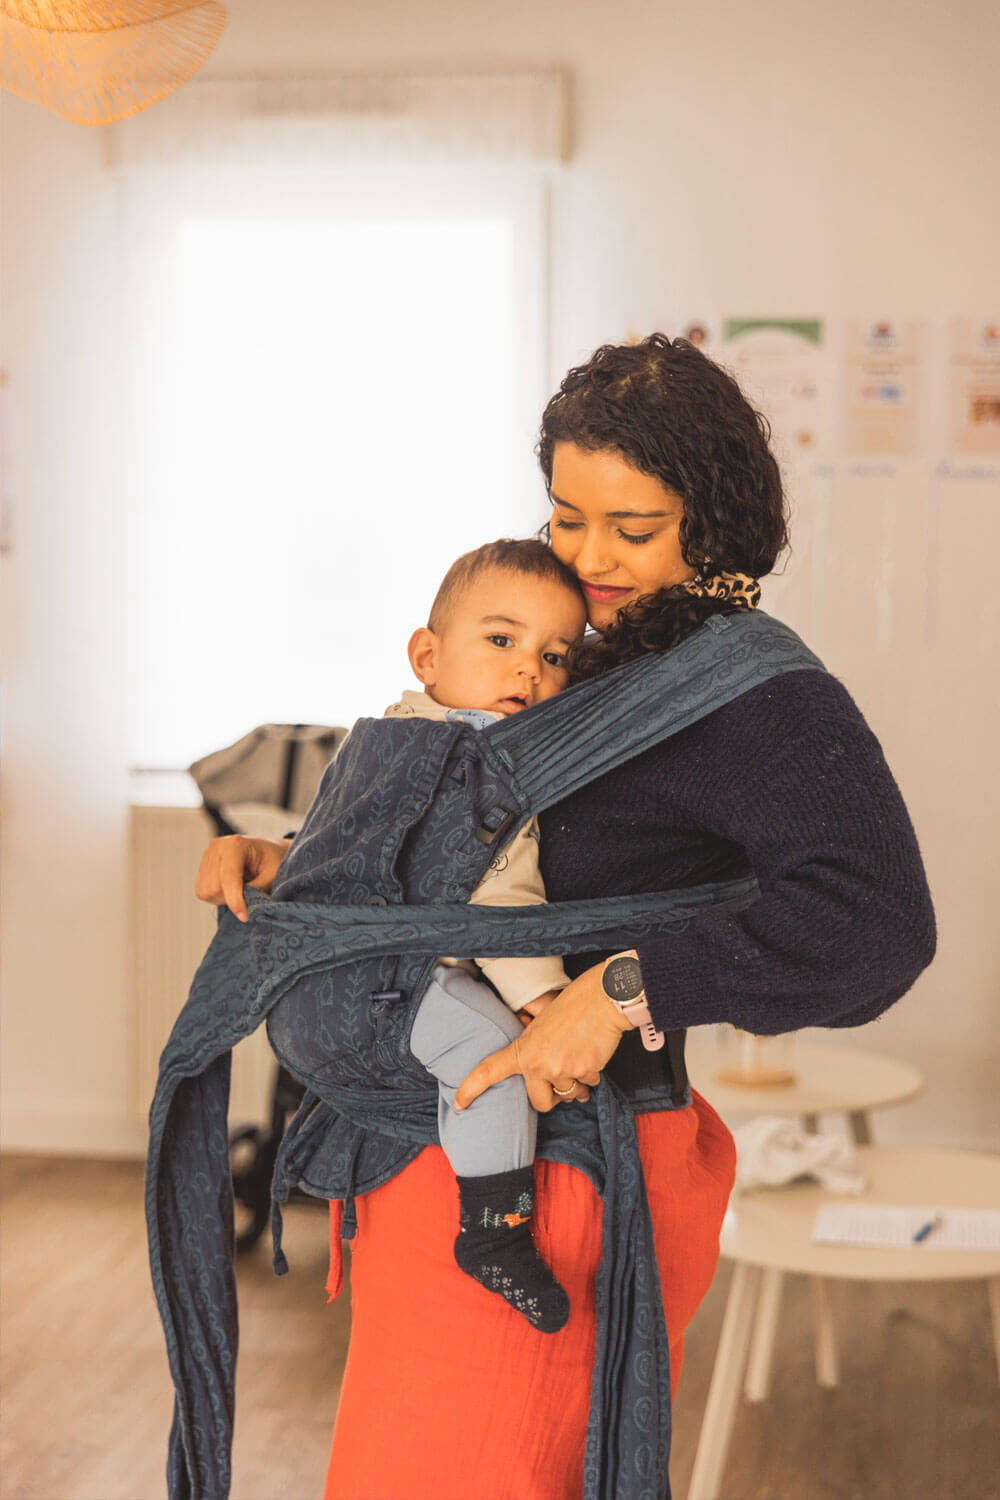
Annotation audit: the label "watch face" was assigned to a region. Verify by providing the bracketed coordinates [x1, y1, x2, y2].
[602, 955, 644, 1004]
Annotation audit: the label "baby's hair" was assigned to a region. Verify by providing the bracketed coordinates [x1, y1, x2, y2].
[428, 538, 584, 633]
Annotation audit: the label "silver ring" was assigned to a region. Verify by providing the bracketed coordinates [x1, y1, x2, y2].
[551, 1081, 577, 1096]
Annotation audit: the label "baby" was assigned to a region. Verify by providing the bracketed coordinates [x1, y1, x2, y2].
[384, 538, 587, 1332]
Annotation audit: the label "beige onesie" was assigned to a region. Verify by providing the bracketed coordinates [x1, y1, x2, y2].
[383, 690, 570, 1011]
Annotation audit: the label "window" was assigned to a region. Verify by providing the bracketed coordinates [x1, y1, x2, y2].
[123, 169, 547, 764]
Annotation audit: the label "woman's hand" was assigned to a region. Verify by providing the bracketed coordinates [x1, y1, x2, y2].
[514, 988, 561, 1028]
[454, 963, 633, 1113]
[194, 835, 291, 922]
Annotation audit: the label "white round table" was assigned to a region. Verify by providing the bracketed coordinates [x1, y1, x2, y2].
[685, 1032, 925, 1143]
[687, 1146, 1000, 1500]
[685, 1033, 927, 1410]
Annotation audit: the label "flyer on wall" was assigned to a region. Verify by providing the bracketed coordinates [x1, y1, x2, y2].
[720, 318, 828, 469]
[843, 318, 923, 458]
[678, 319, 714, 354]
[949, 318, 1000, 457]
[635, 319, 717, 354]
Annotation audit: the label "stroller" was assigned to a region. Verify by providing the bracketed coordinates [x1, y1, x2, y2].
[189, 722, 348, 1250]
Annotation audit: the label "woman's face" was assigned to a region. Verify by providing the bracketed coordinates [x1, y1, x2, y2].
[548, 443, 696, 630]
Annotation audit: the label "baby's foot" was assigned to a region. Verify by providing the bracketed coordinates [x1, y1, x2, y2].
[454, 1167, 570, 1333]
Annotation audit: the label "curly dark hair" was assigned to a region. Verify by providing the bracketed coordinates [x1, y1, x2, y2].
[537, 333, 789, 675]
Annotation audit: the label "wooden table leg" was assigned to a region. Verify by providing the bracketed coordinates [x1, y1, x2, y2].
[810, 1276, 841, 1388]
[800, 1108, 868, 1391]
[687, 1261, 761, 1500]
[744, 1266, 783, 1403]
[988, 1277, 1000, 1384]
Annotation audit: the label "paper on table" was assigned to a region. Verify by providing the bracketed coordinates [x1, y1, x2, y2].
[812, 1204, 1000, 1251]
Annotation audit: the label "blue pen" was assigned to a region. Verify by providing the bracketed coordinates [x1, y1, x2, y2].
[912, 1212, 943, 1244]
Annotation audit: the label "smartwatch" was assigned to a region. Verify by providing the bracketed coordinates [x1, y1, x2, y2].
[601, 953, 665, 1052]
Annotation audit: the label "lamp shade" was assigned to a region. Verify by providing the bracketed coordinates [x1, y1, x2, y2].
[0, 1, 226, 126]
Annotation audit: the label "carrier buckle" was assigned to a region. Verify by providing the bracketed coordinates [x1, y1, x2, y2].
[474, 808, 517, 846]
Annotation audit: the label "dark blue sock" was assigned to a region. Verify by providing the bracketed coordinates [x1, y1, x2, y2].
[454, 1166, 570, 1334]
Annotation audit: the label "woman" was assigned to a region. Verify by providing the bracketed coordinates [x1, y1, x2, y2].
[198, 335, 935, 1499]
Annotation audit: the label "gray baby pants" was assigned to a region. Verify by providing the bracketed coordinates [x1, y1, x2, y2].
[409, 963, 536, 1177]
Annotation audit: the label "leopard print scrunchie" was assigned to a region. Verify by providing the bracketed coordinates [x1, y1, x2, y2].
[678, 571, 761, 610]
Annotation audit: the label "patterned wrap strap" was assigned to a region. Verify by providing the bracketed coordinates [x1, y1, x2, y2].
[146, 610, 826, 1500]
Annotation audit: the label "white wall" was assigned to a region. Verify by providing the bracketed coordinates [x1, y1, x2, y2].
[2, 0, 998, 1155]
[1, 103, 142, 1153]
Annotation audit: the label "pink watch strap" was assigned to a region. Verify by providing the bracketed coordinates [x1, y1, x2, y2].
[621, 995, 666, 1052]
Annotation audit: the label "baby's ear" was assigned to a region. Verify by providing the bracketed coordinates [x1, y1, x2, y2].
[407, 627, 438, 687]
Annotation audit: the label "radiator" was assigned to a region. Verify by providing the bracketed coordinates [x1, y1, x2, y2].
[128, 805, 275, 1128]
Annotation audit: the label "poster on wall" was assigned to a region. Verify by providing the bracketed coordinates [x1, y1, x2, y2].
[678, 319, 714, 353]
[843, 318, 923, 458]
[949, 318, 1000, 457]
[720, 318, 827, 465]
[630, 320, 717, 353]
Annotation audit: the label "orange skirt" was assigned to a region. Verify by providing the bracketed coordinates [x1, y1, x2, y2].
[324, 1091, 735, 1500]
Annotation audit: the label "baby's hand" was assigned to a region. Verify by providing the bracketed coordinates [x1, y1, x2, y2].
[515, 989, 562, 1027]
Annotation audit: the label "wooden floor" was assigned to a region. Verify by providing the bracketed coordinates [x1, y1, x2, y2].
[1, 1155, 997, 1500]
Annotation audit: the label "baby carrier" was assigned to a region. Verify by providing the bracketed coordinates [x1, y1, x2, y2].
[147, 610, 825, 1500]
[188, 722, 349, 1249]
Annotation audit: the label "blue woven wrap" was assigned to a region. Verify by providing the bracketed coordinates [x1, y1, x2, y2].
[146, 611, 824, 1500]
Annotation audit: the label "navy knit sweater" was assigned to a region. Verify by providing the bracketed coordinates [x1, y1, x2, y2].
[538, 668, 936, 1041]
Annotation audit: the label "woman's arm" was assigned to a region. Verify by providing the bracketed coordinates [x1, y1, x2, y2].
[454, 967, 632, 1112]
[194, 835, 291, 922]
[457, 670, 936, 1106]
[631, 671, 937, 1035]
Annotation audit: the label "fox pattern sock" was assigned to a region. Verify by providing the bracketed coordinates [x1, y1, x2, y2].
[454, 1166, 570, 1333]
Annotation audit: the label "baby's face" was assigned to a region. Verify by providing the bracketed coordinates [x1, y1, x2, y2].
[411, 568, 587, 716]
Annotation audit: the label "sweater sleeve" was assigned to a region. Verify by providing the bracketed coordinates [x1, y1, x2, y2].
[635, 673, 936, 1035]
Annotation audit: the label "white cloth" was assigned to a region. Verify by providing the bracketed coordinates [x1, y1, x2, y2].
[732, 1115, 868, 1194]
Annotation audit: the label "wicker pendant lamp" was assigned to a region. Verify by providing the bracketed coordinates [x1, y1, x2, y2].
[0, 1, 227, 126]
